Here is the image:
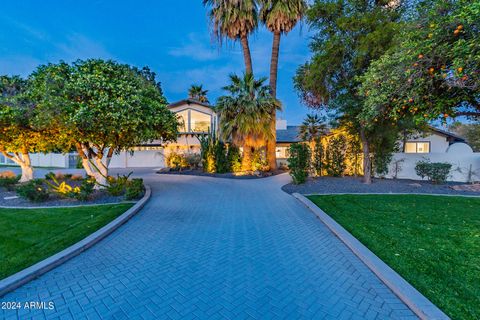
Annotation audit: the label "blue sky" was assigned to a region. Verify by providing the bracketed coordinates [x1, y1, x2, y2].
[0, 0, 313, 124]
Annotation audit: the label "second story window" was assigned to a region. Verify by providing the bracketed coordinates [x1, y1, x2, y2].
[176, 109, 212, 133]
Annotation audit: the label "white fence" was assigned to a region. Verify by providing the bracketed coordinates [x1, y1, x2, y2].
[384, 152, 480, 183]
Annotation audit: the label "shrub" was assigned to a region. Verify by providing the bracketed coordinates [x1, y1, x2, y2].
[214, 141, 229, 173]
[287, 143, 311, 184]
[106, 173, 132, 196]
[185, 153, 201, 169]
[73, 178, 95, 201]
[415, 160, 452, 184]
[325, 135, 347, 177]
[166, 152, 189, 171]
[312, 139, 324, 177]
[252, 150, 269, 172]
[227, 145, 242, 173]
[71, 174, 84, 181]
[0, 171, 20, 191]
[125, 178, 145, 200]
[45, 172, 55, 180]
[16, 179, 50, 202]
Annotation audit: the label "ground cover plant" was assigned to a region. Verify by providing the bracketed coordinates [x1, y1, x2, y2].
[0, 203, 133, 279]
[308, 194, 480, 320]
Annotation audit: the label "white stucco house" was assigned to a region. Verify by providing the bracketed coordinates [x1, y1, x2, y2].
[1, 99, 478, 182]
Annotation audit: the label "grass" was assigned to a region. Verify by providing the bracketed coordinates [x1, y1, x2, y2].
[307, 194, 480, 320]
[0, 203, 133, 280]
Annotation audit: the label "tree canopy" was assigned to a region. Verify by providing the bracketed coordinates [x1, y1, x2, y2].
[359, 0, 480, 124]
[28, 59, 178, 184]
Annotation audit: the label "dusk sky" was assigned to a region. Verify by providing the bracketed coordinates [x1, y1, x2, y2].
[0, 1, 313, 124]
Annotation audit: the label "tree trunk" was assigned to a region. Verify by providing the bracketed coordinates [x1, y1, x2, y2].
[1, 151, 34, 182]
[242, 146, 253, 172]
[266, 31, 281, 171]
[240, 34, 253, 75]
[360, 128, 372, 184]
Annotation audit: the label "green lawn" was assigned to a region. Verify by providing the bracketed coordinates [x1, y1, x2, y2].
[0, 204, 133, 279]
[308, 194, 480, 320]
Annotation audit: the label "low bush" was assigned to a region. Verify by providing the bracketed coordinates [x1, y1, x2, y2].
[16, 179, 50, 202]
[0, 171, 20, 191]
[415, 161, 452, 184]
[106, 173, 132, 196]
[166, 152, 189, 171]
[185, 153, 202, 169]
[71, 174, 84, 181]
[73, 178, 95, 201]
[287, 143, 311, 184]
[252, 150, 269, 172]
[227, 146, 242, 173]
[125, 178, 145, 200]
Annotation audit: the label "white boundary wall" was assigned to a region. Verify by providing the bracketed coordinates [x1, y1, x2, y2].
[29, 153, 69, 168]
[384, 152, 480, 182]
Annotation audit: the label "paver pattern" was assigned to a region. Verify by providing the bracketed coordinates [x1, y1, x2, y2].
[1, 172, 417, 319]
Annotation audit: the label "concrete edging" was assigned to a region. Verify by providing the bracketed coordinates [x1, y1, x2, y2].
[0, 185, 151, 297]
[0, 201, 137, 210]
[292, 193, 450, 320]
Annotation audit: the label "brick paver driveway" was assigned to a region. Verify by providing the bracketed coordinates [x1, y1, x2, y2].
[2, 172, 416, 319]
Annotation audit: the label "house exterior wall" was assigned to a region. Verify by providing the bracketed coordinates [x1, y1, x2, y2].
[399, 133, 450, 153]
[382, 143, 480, 182]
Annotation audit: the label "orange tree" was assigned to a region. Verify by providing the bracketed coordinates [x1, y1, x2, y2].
[360, 0, 480, 124]
[0, 76, 57, 182]
[28, 60, 178, 186]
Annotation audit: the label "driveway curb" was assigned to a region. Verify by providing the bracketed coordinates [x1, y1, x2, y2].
[292, 193, 449, 320]
[0, 185, 151, 298]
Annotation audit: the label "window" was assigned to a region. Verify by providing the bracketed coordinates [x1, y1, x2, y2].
[177, 110, 189, 133]
[404, 142, 430, 153]
[276, 147, 290, 159]
[190, 110, 211, 133]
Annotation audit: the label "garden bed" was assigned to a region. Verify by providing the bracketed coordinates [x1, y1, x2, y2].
[157, 168, 287, 179]
[282, 176, 480, 196]
[307, 194, 480, 320]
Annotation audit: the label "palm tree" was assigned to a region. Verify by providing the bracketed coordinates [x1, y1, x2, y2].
[203, 0, 258, 74]
[188, 84, 210, 103]
[260, 0, 307, 170]
[299, 114, 328, 147]
[216, 73, 281, 171]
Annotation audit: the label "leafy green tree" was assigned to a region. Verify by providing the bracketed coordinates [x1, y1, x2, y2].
[294, 0, 404, 183]
[260, 0, 307, 169]
[325, 134, 347, 177]
[28, 59, 178, 185]
[188, 84, 210, 103]
[0, 76, 57, 182]
[287, 142, 311, 184]
[203, 0, 258, 74]
[360, 0, 480, 123]
[216, 73, 281, 171]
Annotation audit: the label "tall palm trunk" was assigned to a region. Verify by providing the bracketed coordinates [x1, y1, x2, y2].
[266, 31, 281, 170]
[360, 128, 372, 184]
[240, 35, 253, 74]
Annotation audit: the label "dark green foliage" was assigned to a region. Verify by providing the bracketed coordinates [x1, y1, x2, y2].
[214, 141, 229, 173]
[125, 179, 145, 200]
[16, 179, 49, 202]
[73, 179, 95, 201]
[415, 161, 452, 184]
[312, 138, 324, 177]
[325, 135, 347, 177]
[198, 133, 216, 173]
[251, 149, 268, 172]
[227, 145, 242, 173]
[287, 143, 311, 184]
[106, 173, 132, 196]
[308, 194, 480, 320]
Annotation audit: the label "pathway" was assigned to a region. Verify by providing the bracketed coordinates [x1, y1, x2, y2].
[1, 172, 416, 319]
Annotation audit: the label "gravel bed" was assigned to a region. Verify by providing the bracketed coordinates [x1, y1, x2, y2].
[157, 168, 287, 179]
[0, 189, 127, 208]
[282, 176, 480, 196]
